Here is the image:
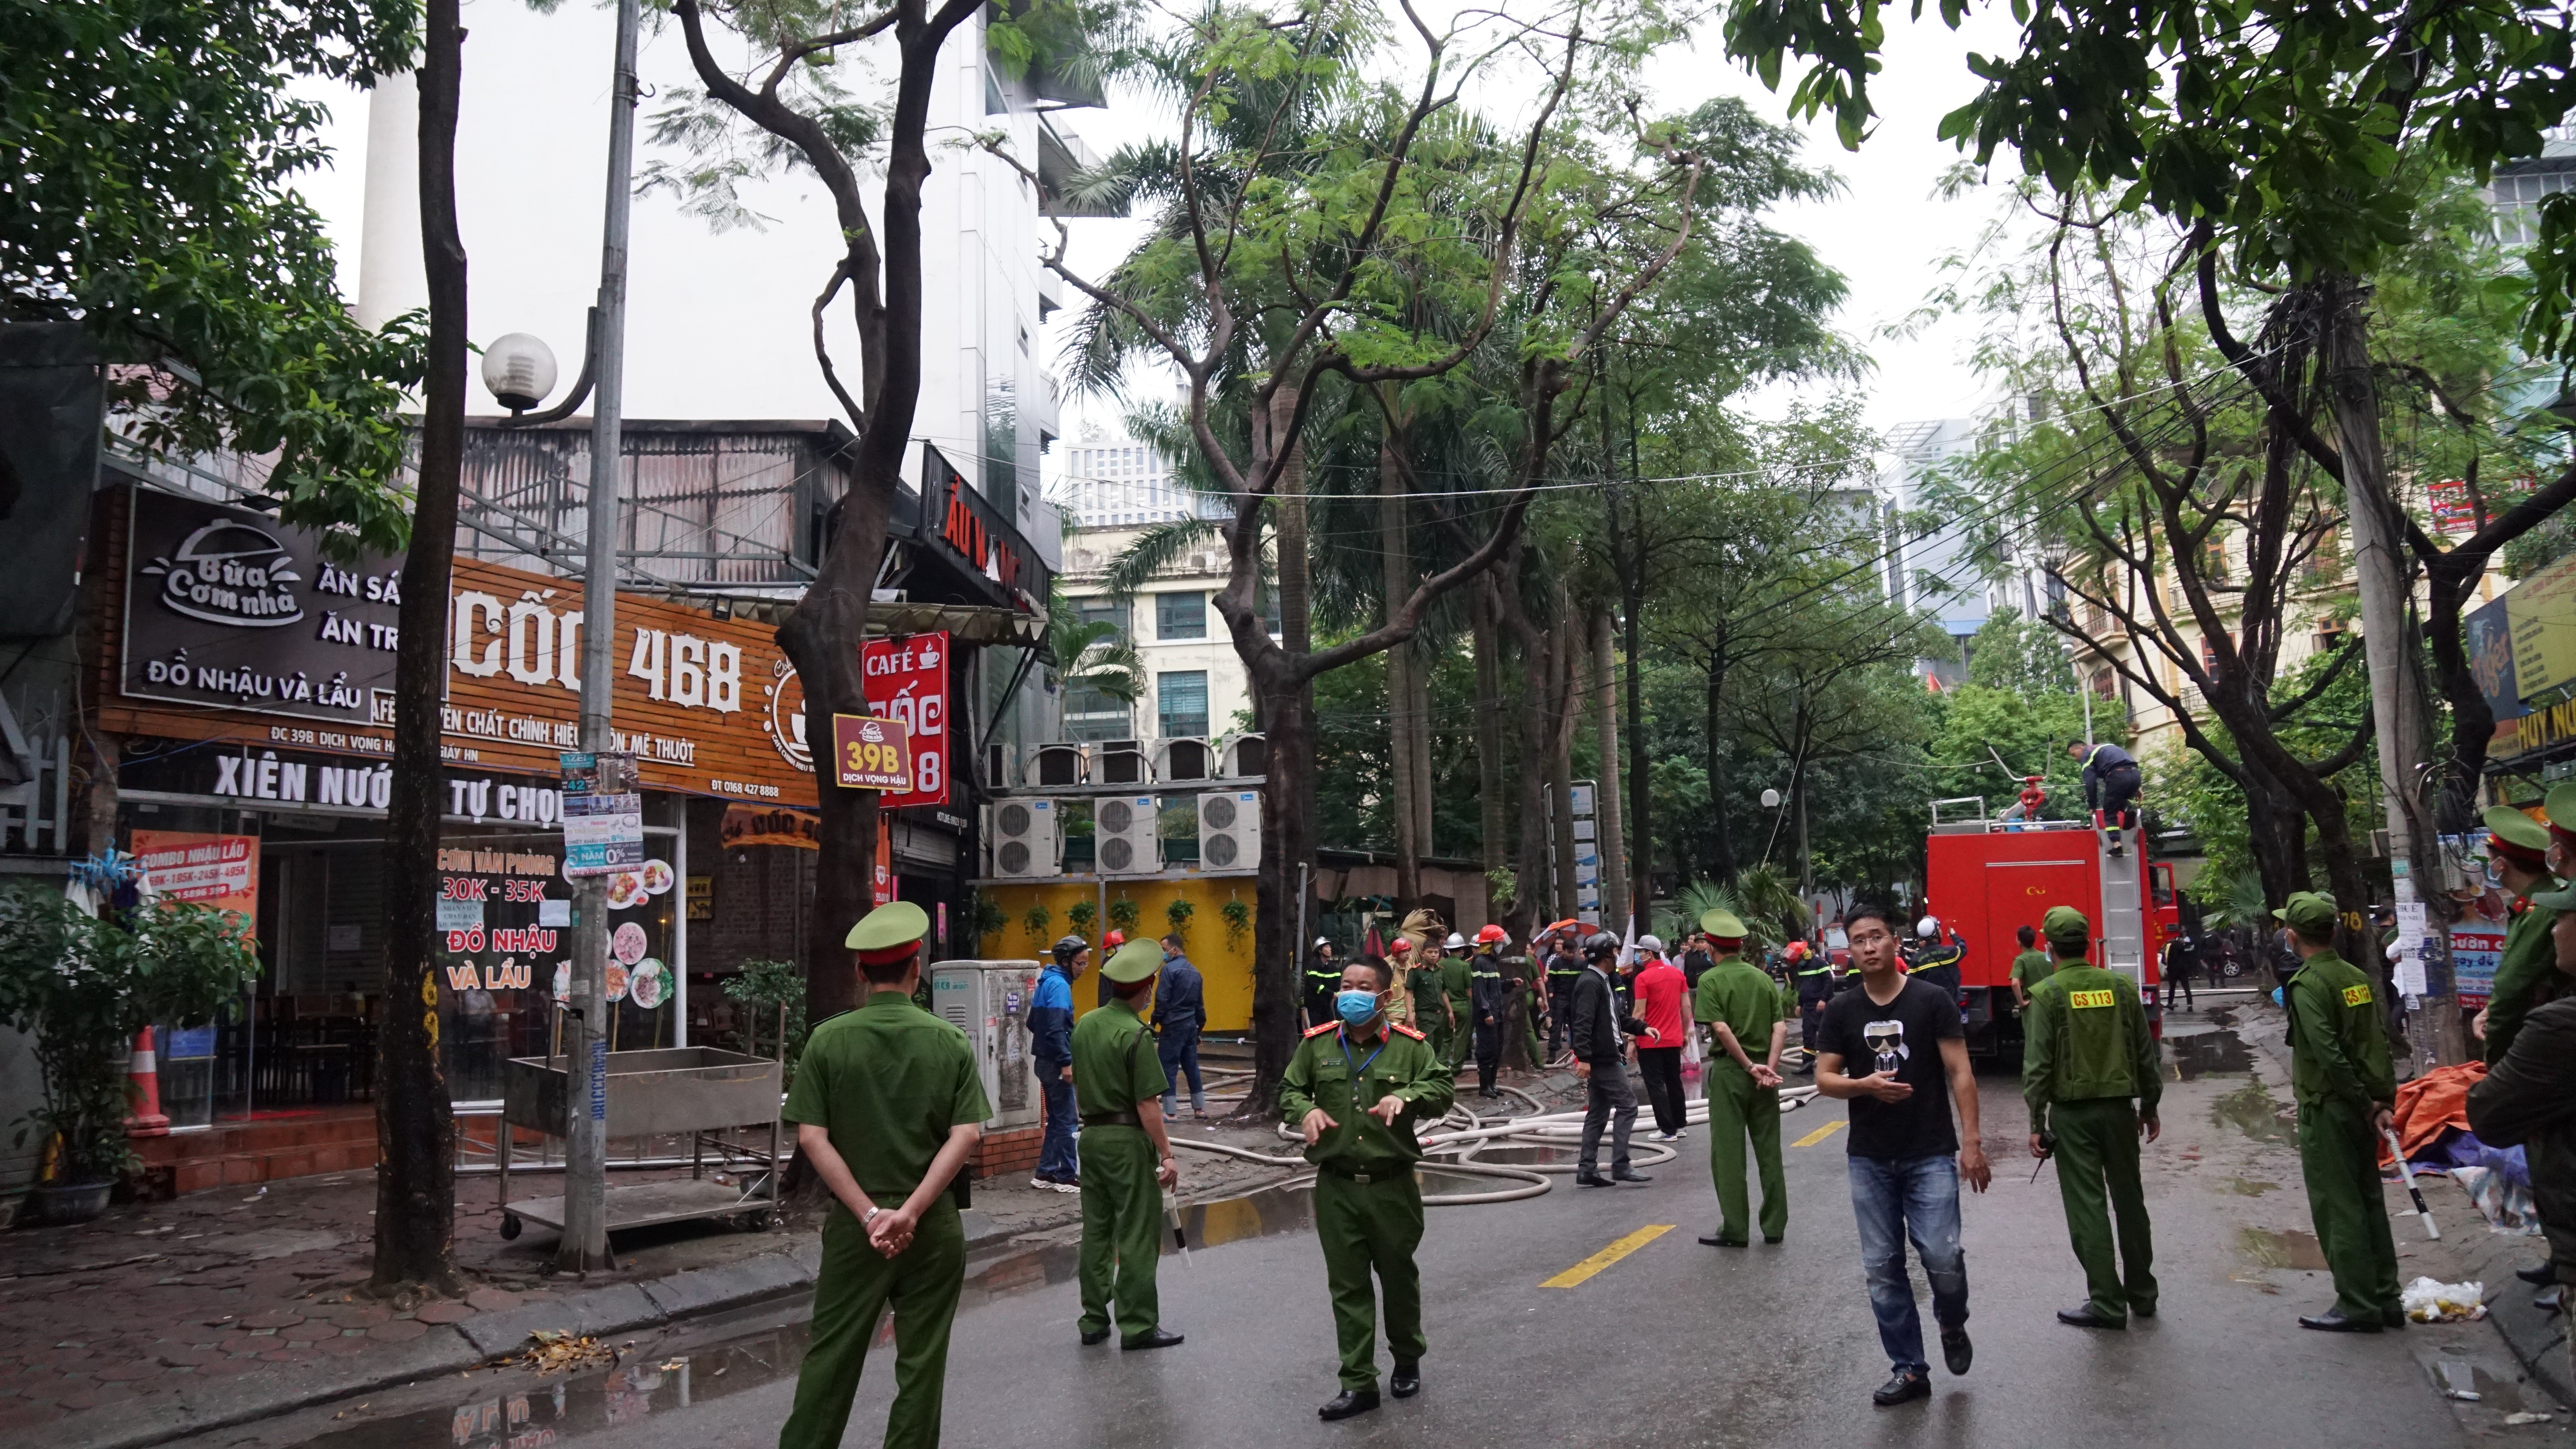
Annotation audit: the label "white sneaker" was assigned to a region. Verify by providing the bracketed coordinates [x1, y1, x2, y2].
[1654, 1131, 1680, 1143]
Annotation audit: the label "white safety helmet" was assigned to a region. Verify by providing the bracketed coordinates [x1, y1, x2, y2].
[1916, 916, 1940, 939]
[1444, 932, 1467, 950]
[1636, 934, 1663, 954]
[1313, 936, 1331, 949]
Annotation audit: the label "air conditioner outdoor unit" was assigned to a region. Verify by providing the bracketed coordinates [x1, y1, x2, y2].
[990, 798, 1060, 878]
[1220, 733, 1266, 779]
[1097, 739, 1151, 785]
[1156, 737, 1214, 783]
[927, 960, 1045, 1130]
[1030, 743, 1087, 788]
[982, 743, 1018, 793]
[1198, 789, 1261, 871]
[1096, 794, 1162, 876]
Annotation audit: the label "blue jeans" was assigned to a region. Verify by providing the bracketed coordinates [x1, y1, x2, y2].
[1847, 1153, 1969, 1376]
[1157, 1030, 1205, 1114]
[1037, 1064, 1079, 1181]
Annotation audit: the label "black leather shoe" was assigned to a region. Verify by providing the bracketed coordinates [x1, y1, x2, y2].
[1121, 1328, 1185, 1351]
[1575, 1173, 1613, 1188]
[1318, 1389, 1382, 1421]
[2519, 1262, 2558, 1286]
[1079, 1327, 1111, 1346]
[2297, 1309, 2381, 1333]
[1612, 1168, 1653, 1183]
[1872, 1371, 1930, 1407]
[2131, 1302, 2157, 1319]
[1390, 1361, 1421, 1398]
[1763, 1236, 1784, 1245]
[2382, 1305, 2409, 1329]
[1940, 1327, 1972, 1374]
[1697, 1234, 1747, 1247]
[2057, 1304, 2125, 1330]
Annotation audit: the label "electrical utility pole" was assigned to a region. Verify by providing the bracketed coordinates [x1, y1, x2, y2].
[560, 0, 641, 1273]
[2324, 282, 2465, 1068]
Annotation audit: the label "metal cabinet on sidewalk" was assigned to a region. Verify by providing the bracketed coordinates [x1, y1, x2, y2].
[493, 1046, 784, 1240]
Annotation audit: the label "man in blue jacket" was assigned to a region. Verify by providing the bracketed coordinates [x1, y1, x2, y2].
[1029, 935, 1090, 1191]
[1156, 933, 1209, 1118]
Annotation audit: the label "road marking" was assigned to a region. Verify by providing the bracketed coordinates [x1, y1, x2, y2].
[1541, 1225, 1675, 1288]
[1793, 1119, 1847, 1148]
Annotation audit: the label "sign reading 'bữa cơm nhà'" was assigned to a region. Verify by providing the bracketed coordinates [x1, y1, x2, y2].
[99, 485, 823, 804]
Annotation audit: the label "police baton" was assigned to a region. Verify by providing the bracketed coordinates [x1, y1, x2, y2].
[1164, 1187, 1194, 1267]
[2029, 1130, 2056, 1185]
[2382, 1128, 2440, 1240]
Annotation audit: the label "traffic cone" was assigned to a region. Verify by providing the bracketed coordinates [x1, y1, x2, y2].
[126, 1027, 170, 1137]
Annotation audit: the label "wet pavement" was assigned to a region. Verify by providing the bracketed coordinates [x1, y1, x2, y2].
[163, 1005, 2566, 1449]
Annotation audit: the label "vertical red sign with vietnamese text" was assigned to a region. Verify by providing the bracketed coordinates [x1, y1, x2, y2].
[861, 632, 949, 808]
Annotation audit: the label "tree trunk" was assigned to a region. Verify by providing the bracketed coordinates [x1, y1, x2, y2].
[1549, 621, 1579, 922]
[1274, 388, 1311, 660]
[1380, 432, 1420, 908]
[1245, 656, 1312, 1116]
[374, 0, 465, 1291]
[1592, 602, 1628, 933]
[1705, 656, 1734, 881]
[1508, 614, 1554, 938]
[1622, 524, 1650, 925]
[1472, 579, 1507, 880]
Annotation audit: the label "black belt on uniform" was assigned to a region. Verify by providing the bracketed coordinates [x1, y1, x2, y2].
[1316, 1161, 1413, 1185]
[1081, 1109, 1143, 1128]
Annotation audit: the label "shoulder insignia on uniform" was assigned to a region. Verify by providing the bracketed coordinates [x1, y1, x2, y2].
[1390, 1022, 1427, 1041]
[1303, 1022, 1340, 1038]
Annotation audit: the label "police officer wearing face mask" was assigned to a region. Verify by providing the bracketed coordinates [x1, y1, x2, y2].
[1280, 957, 1455, 1421]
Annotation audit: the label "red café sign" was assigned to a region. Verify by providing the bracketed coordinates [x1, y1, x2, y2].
[861, 632, 948, 807]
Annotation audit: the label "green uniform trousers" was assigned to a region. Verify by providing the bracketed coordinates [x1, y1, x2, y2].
[2299, 1099, 2402, 1320]
[1314, 1168, 1426, 1392]
[1421, 1016, 1455, 1068]
[1076, 1126, 1163, 1342]
[1704, 1065, 1787, 1244]
[2049, 1096, 2157, 1319]
[1443, 1007, 1471, 1070]
[778, 1198, 963, 1449]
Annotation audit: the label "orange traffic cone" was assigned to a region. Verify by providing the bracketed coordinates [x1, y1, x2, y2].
[126, 1027, 170, 1137]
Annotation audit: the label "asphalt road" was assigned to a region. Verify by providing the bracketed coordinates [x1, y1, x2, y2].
[233, 1013, 2513, 1449]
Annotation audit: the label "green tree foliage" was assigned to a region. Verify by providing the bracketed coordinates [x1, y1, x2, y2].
[1926, 609, 2099, 819]
[2, 0, 426, 552]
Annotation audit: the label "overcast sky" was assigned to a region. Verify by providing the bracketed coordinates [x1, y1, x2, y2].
[294, 1, 2032, 446]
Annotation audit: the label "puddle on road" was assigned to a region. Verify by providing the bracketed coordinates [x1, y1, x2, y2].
[2222, 1177, 2279, 1197]
[2168, 1032, 2253, 1080]
[2212, 1082, 2293, 1143]
[2236, 1227, 2330, 1270]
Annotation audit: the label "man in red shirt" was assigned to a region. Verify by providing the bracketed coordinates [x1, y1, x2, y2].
[1631, 937, 1690, 1142]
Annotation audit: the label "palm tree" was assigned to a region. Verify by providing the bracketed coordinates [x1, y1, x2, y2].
[1048, 584, 1145, 719]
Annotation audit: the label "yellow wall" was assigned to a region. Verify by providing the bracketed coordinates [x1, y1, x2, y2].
[977, 878, 1259, 1032]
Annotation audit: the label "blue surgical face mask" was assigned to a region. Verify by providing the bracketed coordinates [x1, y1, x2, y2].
[1334, 989, 1380, 1027]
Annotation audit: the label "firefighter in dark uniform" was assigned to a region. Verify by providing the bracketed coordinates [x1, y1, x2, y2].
[1786, 940, 1831, 1071]
[1908, 915, 1966, 1020]
[2278, 891, 2403, 1332]
[1468, 925, 1510, 1098]
[1304, 937, 1343, 1029]
[2021, 905, 2160, 1328]
[777, 900, 987, 1449]
[1543, 925, 1583, 1059]
[1280, 955, 1456, 1421]
[2072, 739, 2143, 852]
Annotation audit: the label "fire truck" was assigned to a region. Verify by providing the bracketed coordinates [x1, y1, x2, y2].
[1922, 796, 2179, 1059]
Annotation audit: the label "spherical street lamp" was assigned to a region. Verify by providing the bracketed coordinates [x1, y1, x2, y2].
[481, 333, 560, 414]
[1760, 788, 1782, 809]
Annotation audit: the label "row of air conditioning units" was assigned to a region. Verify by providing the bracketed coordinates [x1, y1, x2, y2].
[988, 790, 1262, 877]
[983, 734, 1266, 791]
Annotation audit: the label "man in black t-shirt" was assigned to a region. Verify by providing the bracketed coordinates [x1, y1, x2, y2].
[1815, 904, 1992, 1410]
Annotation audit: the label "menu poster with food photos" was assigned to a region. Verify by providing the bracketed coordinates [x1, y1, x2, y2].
[603, 857, 680, 1050]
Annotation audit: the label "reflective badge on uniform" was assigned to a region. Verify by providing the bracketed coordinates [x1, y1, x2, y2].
[2342, 983, 2373, 1008]
[2069, 989, 2116, 1009]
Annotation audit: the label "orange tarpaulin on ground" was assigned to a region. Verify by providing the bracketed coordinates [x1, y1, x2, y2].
[2382, 1060, 2488, 1167]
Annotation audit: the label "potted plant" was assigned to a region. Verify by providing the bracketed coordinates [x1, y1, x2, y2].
[1066, 899, 1098, 939]
[0, 885, 261, 1224]
[1221, 895, 1251, 950]
[1022, 903, 1053, 950]
[1106, 897, 1140, 937]
[1164, 897, 1195, 942]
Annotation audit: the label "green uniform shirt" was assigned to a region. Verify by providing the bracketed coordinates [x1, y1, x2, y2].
[1439, 954, 1473, 1010]
[782, 991, 990, 1202]
[2485, 898, 2561, 1064]
[1279, 1021, 1456, 1175]
[2011, 949, 2055, 992]
[2285, 949, 2396, 1117]
[1070, 997, 1167, 1120]
[1692, 956, 1780, 1072]
[2021, 959, 2161, 1130]
[1408, 965, 1453, 1025]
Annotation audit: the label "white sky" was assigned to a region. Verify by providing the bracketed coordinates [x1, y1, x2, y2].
[292, 0, 2032, 442]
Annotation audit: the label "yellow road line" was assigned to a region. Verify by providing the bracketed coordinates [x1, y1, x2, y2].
[1541, 1225, 1675, 1289]
[1793, 1118, 1847, 1148]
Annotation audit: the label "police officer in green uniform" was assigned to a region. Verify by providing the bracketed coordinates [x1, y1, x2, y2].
[1690, 909, 1788, 1246]
[777, 901, 988, 1449]
[1072, 938, 1185, 1351]
[2020, 905, 2160, 1328]
[1437, 934, 1475, 1072]
[2478, 802, 2564, 1064]
[2008, 924, 2055, 1009]
[1281, 955, 1456, 1422]
[1408, 946, 1456, 1065]
[2278, 891, 2403, 1332]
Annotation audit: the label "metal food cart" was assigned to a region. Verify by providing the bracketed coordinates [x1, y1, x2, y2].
[495, 1046, 784, 1240]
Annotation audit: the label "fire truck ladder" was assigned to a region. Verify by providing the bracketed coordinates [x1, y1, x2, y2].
[2096, 826, 2148, 990]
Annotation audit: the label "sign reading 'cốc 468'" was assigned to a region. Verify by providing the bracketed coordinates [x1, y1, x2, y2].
[112, 487, 825, 803]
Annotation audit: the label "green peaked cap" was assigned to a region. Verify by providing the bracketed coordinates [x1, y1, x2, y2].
[1103, 937, 1164, 984]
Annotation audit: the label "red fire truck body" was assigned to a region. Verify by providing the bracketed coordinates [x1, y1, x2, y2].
[1923, 804, 2177, 1058]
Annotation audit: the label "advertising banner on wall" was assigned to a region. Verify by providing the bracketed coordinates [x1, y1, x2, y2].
[861, 633, 950, 807]
[131, 830, 259, 919]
